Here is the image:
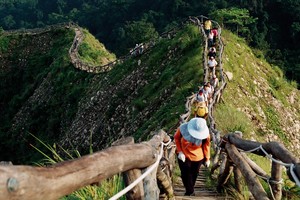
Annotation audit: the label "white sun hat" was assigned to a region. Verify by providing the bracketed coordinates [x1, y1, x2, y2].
[187, 118, 209, 139]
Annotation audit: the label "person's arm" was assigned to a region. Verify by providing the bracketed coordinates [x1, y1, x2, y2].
[174, 128, 183, 153]
[202, 135, 211, 161]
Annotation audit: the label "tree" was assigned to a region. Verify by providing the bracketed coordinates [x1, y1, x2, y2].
[210, 7, 257, 38]
[2, 15, 16, 29]
[124, 20, 158, 47]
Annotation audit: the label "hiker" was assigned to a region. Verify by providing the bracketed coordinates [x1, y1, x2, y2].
[206, 82, 214, 98]
[174, 117, 211, 196]
[209, 46, 216, 53]
[208, 31, 214, 47]
[202, 83, 211, 103]
[196, 89, 208, 106]
[73, 37, 79, 51]
[208, 56, 217, 77]
[211, 28, 218, 44]
[194, 101, 208, 119]
[210, 74, 219, 89]
[207, 46, 217, 58]
[204, 19, 212, 37]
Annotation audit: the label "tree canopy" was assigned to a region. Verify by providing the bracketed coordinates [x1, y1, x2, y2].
[0, 0, 299, 84]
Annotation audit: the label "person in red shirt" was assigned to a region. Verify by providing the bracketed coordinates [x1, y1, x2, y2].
[174, 117, 211, 196]
[211, 28, 218, 44]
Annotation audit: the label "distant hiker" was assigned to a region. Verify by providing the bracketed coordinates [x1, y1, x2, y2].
[211, 28, 218, 44]
[208, 31, 214, 47]
[133, 44, 139, 56]
[204, 19, 212, 37]
[209, 46, 216, 53]
[194, 101, 208, 119]
[196, 89, 208, 106]
[73, 37, 79, 51]
[203, 82, 213, 103]
[208, 46, 217, 58]
[174, 118, 211, 196]
[139, 43, 144, 55]
[208, 56, 217, 77]
[206, 82, 214, 98]
[210, 74, 219, 89]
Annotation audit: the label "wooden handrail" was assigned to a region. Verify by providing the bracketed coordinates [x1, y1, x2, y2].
[0, 131, 169, 200]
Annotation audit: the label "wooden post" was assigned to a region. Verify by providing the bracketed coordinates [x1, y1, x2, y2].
[211, 148, 220, 174]
[156, 159, 174, 198]
[0, 132, 167, 200]
[225, 133, 300, 185]
[112, 137, 144, 200]
[217, 156, 233, 193]
[233, 166, 242, 193]
[271, 161, 282, 200]
[219, 152, 227, 175]
[226, 143, 269, 200]
[241, 153, 269, 179]
[143, 165, 159, 200]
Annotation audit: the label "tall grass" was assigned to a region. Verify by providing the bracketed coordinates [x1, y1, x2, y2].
[30, 133, 125, 200]
[214, 103, 252, 135]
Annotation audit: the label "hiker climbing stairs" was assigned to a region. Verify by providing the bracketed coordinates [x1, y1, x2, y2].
[173, 167, 226, 200]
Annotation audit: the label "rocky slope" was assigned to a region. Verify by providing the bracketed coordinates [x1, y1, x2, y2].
[218, 30, 300, 155]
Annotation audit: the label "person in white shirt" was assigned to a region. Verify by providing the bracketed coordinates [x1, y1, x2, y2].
[196, 89, 208, 106]
[210, 74, 219, 89]
[208, 31, 214, 47]
[208, 56, 217, 77]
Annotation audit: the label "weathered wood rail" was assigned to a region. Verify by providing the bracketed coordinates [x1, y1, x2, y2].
[0, 130, 176, 200]
[213, 132, 300, 200]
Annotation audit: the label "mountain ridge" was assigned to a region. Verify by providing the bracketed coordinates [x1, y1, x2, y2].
[0, 24, 299, 164]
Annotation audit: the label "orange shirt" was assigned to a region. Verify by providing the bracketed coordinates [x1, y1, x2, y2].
[174, 128, 210, 161]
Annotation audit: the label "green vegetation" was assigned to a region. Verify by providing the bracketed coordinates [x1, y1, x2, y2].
[1, 6, 300, 198]
[31, 134, 125, 200]
[210, 7, 257, 39]
[215, 103, 251, 134]
[1, 1, 299, 85]
[128, 24, 203, 138]
[219, 29, 300, 143]
[0, 28, 101, 164]
[212, 29, 300, 199]
[78, 29, 116, 66]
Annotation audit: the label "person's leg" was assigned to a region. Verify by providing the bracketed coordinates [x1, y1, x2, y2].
[191, 159, 204, 187]
[178, 159, 194, 195]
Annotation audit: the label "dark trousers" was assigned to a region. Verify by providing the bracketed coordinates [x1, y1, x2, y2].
[178, 158, 204, 195]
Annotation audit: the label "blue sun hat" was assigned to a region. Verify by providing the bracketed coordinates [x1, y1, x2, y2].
[179, 118, 209, 145]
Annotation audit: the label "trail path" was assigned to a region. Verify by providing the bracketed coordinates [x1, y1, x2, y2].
[173, 167, 227, 200]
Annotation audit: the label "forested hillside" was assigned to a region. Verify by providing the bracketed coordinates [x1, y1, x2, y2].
[1, 0, 299, 84]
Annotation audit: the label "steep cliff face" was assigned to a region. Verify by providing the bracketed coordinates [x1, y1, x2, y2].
[0, 27, 96, 163]
[217, 30, 300, 155]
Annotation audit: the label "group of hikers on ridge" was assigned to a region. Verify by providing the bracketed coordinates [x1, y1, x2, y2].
[174, 18, 219, 196]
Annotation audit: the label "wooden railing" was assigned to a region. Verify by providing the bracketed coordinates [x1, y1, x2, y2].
[214, 132, 300, 200]
[0, 130, 175, 200]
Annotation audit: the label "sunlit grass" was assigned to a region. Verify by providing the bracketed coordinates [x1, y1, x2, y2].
[30, 133, 125, 200]
[78, 29, 116, 66]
